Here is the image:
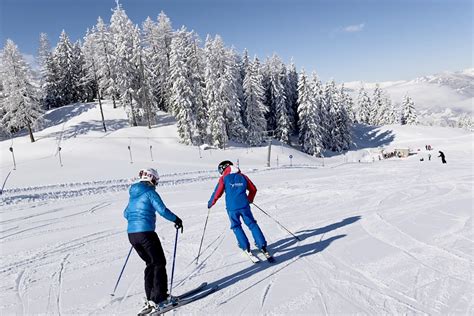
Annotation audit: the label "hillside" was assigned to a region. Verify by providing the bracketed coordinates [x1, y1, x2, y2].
[345, 68, 473, 125]
[0, 102, 472, 315]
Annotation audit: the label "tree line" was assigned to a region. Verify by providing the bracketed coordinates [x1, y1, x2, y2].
[1, 3, 428, 153]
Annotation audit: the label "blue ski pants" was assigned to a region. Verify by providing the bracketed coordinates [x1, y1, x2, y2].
[228, 205, 267, 251]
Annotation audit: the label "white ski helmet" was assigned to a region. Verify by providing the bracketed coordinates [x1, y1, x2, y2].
[138, 168, 160, 185]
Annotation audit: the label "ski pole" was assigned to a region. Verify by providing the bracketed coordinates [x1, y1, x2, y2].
[252, 203, 301, 242]
[195, 207, 211, 265]
[0, 170, 12, 195]
[169, 228, 179, 297]
[111, 245, 133, 296]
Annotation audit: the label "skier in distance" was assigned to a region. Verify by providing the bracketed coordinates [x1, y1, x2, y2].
[207, 160, 271, 259]
[124, 168, 183, 315]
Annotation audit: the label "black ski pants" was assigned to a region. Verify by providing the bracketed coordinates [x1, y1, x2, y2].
[128, 231, 168, 303]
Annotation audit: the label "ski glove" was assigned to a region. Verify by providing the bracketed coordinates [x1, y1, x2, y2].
[207, 201, 213, 209]
[174, 216, 183, 233]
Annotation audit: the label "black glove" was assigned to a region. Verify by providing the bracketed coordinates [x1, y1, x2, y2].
[174, 216, 183, 233]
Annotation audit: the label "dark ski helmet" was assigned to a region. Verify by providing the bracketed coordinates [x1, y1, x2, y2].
[218, 160, 233, 175]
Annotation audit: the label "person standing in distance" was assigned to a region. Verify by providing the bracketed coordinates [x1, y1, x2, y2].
[124, 168, 183, 315]
[438, 151, 447, 164]
[207, 160, 270, 258]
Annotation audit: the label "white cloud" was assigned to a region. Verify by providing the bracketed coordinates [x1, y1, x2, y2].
[343, 23, 365, 33]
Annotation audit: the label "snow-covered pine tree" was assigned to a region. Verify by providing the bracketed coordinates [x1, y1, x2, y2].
[457, 113, 473, 131]
[71, 41, 89, 102]
[297, 70, 323, 156]
[204, 36, 227, 148]
[267, 54, 290, 143]
[37, 33, 52, 109]
[400, 95, 418, 125]
[169, 27, 195, 144]
[340, 84, 355, 123]
[53, 30, 76, 107]
[83, 27, 107, 131]
[356, 86, 371, 124]
[203, 36, 245, 147]
[239, 49, 250, 126]
[287, 59, 299, 134]
[187, 33, 207, 145]
[243, 57, 267, 146]
[381, 93, 397, 124]
[142, 11, 174, 112]
[224, 48, 247, 143]
[42, 48, 61, 110]
[321, 80, 338, 150]
[110, 4, 142, 126]
[0, 78, 6, 136]
[332, 85, 352, 151]
[371, 84, 387, 125]
[94, 17, 119, 108]
[0, 39, 42, 142]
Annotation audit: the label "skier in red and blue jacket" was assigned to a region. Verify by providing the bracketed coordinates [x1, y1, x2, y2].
[208, 160, 268, 255]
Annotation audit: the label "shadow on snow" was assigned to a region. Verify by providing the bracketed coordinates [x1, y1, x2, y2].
[208, 215, 361, 304]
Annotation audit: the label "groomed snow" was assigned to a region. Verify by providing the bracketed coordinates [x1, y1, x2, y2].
[0, 102, 472, 315]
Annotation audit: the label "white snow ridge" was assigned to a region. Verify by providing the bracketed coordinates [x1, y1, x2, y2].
[0, 102, 472, 315]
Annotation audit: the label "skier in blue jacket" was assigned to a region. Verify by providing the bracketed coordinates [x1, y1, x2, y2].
[208, 161, 270, 259]
[124, 168, 183, 315]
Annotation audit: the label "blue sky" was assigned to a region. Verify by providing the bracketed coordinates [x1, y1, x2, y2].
[0, 0, 472, 82]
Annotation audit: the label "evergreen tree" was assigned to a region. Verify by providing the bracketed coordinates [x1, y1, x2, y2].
[266, 54, 290, 143]
[321, 80, 338, 150]
[169, 28, 194, 144]
[110, 3, 143, 126]
[243, 57, 267, 145]
[71, 41, 88, 102]
[332, 86, 352, 151]
[142, 11, 174, 112]
[169, 27, 206, 145]
[401, 95, 418, 125]
[340, 84, 355, 123]
[287, 59, 299, 133]
[356, 86, 371, 124]
[297, 70, 323, 156]
[37, 33, 52, 109]
[381, 93, 397, 124]
[0, 39, 42, 142]
[83, 27, 107, 131]
[203, 35, 245, 148]
[371, 84, 386, 125]
[95, 17, 119, 108]
[53, 30, 76, 106]
[224, 48, 247, 143]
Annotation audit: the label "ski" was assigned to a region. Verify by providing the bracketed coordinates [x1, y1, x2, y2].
[244, 250, 260, 263]
[150, 285, 219, 315]
[260, 249, 275, 263]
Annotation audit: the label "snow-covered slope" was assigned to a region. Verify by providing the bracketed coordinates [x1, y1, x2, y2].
[345, 68, 473, 116]
[0, 102, 472, 315]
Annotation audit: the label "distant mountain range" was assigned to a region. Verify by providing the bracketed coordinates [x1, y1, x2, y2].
[345, 68, 473, 116]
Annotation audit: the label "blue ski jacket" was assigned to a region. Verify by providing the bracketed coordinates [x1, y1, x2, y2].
[124, 181, 177, 233]
[208, 165, 257, 212]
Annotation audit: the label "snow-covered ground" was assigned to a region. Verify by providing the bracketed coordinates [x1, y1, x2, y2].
[1, 102, 472, 315]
